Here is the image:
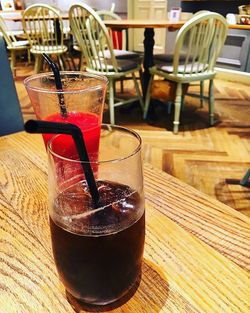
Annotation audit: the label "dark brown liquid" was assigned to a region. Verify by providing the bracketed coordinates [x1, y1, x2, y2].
[50, 181, 145, 305]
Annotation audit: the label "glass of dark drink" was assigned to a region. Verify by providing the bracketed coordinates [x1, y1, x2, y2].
[47, 124, 145, 306]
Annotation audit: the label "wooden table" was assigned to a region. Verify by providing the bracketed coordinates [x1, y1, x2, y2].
[1, 10, 69, 21]
[0, 131, 249, 312]
[104, 19, 250, 97]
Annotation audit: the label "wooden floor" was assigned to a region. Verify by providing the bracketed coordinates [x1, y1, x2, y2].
[14, 62, 250, 217]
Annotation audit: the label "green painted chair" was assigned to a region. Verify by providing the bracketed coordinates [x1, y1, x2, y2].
[0, 15, 30, 74]
[73, 5, 116, 70]
[69, 3, 143, 125]
[144, 12, 228, 134]
[22, 4, 68, 73]
[73, 10, 132, 71]
[97, 9, 143, 93]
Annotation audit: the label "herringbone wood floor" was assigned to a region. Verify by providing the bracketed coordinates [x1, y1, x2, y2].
[14, 63, 250, 217]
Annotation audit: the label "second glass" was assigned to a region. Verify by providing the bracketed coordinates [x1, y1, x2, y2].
[47, 125, 145, 306]
[24, 72, 108, 156]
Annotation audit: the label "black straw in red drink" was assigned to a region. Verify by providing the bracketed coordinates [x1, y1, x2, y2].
[42, 53, 67, 118]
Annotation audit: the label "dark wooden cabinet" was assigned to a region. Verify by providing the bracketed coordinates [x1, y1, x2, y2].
[181, 0, 249, 16]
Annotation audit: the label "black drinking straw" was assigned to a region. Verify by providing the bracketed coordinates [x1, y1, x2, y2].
[42, 53, 68, 118]
[24, 119, 100, 208]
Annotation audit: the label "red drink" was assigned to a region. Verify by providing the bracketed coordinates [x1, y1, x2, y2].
[43, 112, 101, 159]
[24, 72, 107, 156]
[49, 180, 145, 305]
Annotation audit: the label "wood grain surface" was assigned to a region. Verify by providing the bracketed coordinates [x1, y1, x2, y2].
[0, 132, 249, 313]
[104, 19, 250, 30]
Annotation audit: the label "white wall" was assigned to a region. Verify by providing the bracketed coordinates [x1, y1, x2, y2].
[89, 0, 126, 12]
[23, 0, 127, 12]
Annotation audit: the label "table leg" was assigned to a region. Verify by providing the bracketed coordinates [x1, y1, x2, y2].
[142, 28, 155, 99]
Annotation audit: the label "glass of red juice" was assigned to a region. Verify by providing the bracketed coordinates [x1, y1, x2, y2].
[24, 72, 108, 158]
[47, 124, 145, 307]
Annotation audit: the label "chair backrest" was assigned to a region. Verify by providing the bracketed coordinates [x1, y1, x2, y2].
[193, 10, 211, 16]
[97, 10, 126, 50]
[0, 15, 17, 46]
[0, 37, 24, 136]
[22, 4, 64, 52]
[110, 3, 115, 13]
[172, 12, 228, 77]
[69, 3, 118, 74]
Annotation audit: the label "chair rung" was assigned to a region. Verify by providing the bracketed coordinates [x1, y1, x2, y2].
[113, 97, 140, 107]
[186, 93, 209, 100]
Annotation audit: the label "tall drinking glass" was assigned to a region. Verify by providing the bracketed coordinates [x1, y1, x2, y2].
[24, 72, 108, 157]
[47, 124, 145, 306]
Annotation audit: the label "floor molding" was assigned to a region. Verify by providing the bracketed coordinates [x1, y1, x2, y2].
[215, 67, 250, 85]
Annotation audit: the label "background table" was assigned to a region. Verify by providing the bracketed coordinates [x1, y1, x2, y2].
[0, 132, 249, 312]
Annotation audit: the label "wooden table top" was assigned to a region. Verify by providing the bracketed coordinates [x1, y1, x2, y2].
[105, 19, 185, 29]
[104, 19, 250, 30]
[1, 11, 69, 21]
[0, 131, 249, 312]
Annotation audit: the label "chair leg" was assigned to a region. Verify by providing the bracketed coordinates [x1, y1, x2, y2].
[181, 94, 185, 111]
[34, 55, 43, 73]
[77, 52, 83, 70]
[173, 83, 182, 134]
[109, 79, 115, 125]
[58, 55, 65, 71]
[139, 67, 143, 87]
[27, 49, 31, 64]
[132, 72, 144, 111]
[200, 80, 204, 108]
[167, 101, 172, 114]
[143, 74, 154, 119]
[208, 79, 214, 126]
[120, 79, 124, 94]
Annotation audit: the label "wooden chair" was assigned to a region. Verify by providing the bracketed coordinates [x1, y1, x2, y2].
[22, 4, 68, 73]
[69, 3, 144, 125]
[0, 37, 24, 136]
[72, 4, 116, 70]
[97, 10, 143, 93]
[0, 15, 29, 74]
[144, 12, 228, 134]
[74, 9, 142, 70]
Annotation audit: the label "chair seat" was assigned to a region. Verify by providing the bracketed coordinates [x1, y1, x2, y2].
[115, 50, 141, 60]
[156, 62, 208, 74]
[8, 40, 29, 49]
[116, 59, 139, 71]
[103, 49, 141, 60]
[30, 45, 68, 54]
[93, 58, 139, 72]
[154, 53, 187, 63]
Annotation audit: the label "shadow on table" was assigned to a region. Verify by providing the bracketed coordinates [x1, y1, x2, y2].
[66, 259, 169, 312]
